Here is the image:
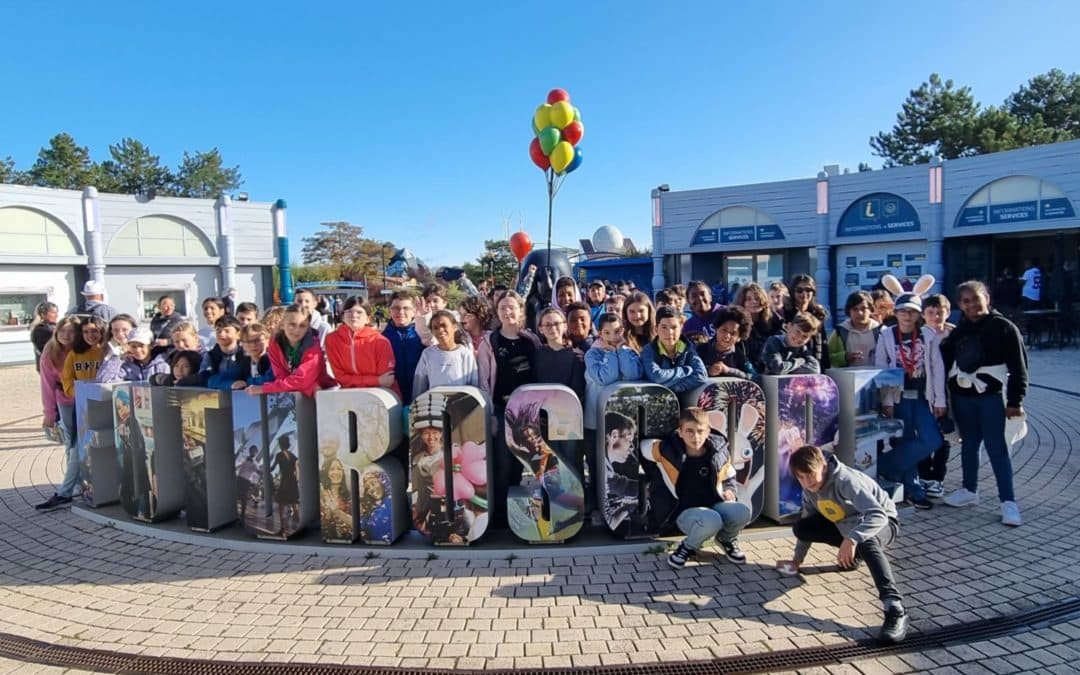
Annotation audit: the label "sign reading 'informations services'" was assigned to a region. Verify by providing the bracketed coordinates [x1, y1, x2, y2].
[692, 224, 786, 246]
[957, 197, 1075, 227]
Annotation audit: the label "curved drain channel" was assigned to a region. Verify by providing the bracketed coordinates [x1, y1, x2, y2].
[1, 596, 1078, 674]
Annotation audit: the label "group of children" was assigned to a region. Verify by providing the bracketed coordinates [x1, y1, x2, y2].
[36, 274, 1021, 647]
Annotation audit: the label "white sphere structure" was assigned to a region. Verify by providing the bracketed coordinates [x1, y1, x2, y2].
[592, 225, 624, 253]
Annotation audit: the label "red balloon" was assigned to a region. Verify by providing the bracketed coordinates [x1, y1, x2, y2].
[547, 88, 570, 104]
[509, 231, 533, 262]
[529, 138, 550, 171]
[562, 120, 584, 146]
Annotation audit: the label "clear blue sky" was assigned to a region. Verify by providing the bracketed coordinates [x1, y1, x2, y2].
[2, 2, 1078, 268]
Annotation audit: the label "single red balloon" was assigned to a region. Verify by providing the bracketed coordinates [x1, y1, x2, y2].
[509, 231, 533, 262]
[547, 88, 570, 104]
[529, 138, 550, 171]
[562, 120, 584, 146]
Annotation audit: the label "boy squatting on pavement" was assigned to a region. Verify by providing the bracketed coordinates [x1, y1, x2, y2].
[776, 444, 909, 644]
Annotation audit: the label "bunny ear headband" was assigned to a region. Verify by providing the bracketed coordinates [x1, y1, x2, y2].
[881, 274, 936, 313]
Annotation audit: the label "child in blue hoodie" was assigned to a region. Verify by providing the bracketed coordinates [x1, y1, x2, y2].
[641, 306, 707, 393]
[232, 322, 275, 389]
[201, 315, 245, 390]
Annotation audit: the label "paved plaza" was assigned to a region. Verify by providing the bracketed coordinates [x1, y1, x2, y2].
[0, 350, 1078, 674]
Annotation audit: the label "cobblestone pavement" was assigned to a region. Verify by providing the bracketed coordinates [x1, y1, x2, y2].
[0, 353, 1078, 674]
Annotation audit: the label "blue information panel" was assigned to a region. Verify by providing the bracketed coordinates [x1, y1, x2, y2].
[692, 224, 786, 246]
[957, 198, 1075, 227]
[989, 201, 1037, 224]
[1041, 198, 1075, 220]
[692, 228, 719, 245]
[837, 193, 920, 238]
[720, 226, 755, 243]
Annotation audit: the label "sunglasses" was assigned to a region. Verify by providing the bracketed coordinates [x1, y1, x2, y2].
[794, 287, 815, 294]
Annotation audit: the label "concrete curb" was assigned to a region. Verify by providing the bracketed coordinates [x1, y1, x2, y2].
[72, 505, 793, 560]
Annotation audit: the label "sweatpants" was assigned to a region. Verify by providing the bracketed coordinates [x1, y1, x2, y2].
[793, 512, 902, 603]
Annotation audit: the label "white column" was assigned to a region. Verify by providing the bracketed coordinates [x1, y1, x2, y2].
[81, 187, 105, 283]
[215, 195, 236, 293]
[813, 172, 832, 326]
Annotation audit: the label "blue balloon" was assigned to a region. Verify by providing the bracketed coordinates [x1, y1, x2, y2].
[566, 146, 583, 173]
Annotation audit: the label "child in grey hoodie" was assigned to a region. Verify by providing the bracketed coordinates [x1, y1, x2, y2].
[776, 445, 908, 645]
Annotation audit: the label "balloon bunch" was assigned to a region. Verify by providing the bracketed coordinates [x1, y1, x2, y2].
[529, 89, 584, 175]
[528, 88, 584, 268]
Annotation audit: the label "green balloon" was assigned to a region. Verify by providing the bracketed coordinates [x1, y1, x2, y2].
[573, 106, 581, 122]
[537, 127, 561, 156]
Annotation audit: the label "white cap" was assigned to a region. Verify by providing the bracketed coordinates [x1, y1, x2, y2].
[81, 279, 106, 296]
[128, 327, 154, 345]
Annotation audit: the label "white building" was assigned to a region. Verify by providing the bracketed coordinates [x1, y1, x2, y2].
[0, 184, 286, 364]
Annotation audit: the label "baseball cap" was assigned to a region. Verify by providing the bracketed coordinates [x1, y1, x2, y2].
[128, 327, 154, 345]
[81, 280, 106, 296]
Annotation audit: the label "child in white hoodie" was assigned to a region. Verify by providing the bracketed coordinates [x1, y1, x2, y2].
[873, 275, 946, 510]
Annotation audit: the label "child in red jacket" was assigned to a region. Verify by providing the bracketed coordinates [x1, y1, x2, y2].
[246, 304, 336, 398]
[325, 297, 399, 397]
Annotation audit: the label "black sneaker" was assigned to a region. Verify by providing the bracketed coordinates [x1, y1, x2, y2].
[716, 538, 746, 564]
[35, 494, 72, 511]
[667, 542, 694, 569]
[912, 497, 934, 510]
[878, 607, 909, 644]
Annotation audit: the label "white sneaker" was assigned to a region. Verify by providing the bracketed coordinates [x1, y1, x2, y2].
[1001, 501, 1022, 526]
[944, 488, 979, 507]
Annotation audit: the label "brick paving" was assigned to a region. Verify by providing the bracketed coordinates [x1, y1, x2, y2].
[0, 353, 1078, 673]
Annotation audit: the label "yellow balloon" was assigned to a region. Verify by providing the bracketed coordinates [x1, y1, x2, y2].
[549, 141, 575, 174]
[533, 104, 552, 133]
[549, 100, 574, 129]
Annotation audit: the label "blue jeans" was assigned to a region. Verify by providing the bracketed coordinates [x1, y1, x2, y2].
[952, 393, 1015, 502]
[877, 398, 942, 500]
[57, 403, 81, 498]
[675, 500, 752, 550]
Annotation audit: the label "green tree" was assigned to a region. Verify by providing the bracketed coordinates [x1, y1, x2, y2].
[467, 239, 519, 287]
[871, 74, 982, 166]
[343, 240, 396, 284]
[98, 138, 174, 196]
[25, 133, 98, 189]
[871, 71, 1080, 166]
[0, 156, 25, 184]
[173, 148, 243, 198]
[1005, 68, 1080, 138]
[301, 221, 368, 267]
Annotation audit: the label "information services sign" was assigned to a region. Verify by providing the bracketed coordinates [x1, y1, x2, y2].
[691, 224, 786, 247]
[956, 198, 1075, 227]
[837, 193, 920, 238]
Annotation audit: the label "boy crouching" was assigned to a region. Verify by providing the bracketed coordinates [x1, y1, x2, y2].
[777, 444, 908, 644]
[645, 407, 752, 569]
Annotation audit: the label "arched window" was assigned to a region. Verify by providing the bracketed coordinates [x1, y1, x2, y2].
[107, 214, 215, 257]
[956, 176, 1074, 227]
[0, 206, 81, 255]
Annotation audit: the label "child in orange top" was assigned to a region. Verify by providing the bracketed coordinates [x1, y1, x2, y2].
[325, 297, 398, 396]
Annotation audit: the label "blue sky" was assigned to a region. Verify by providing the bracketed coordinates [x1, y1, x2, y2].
[2, 2, 1078, 268]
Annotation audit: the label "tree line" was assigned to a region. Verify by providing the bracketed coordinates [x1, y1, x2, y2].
[1, 133, 242, 199]
[869, 69, 1080, 167]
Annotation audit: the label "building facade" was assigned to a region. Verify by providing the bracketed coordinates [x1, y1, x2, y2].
[651, 139, 1080, 320]
[0, 184, 284, 364]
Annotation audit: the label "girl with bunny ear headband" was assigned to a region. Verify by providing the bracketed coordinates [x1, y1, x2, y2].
[880, 274, 936, 314]
[873, 273, 947, 509]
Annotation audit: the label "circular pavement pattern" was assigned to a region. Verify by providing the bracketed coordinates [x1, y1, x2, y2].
[0, 365, 1078, 672]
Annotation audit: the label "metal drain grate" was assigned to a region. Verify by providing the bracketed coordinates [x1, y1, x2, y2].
[1, 596, 1077, 675]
